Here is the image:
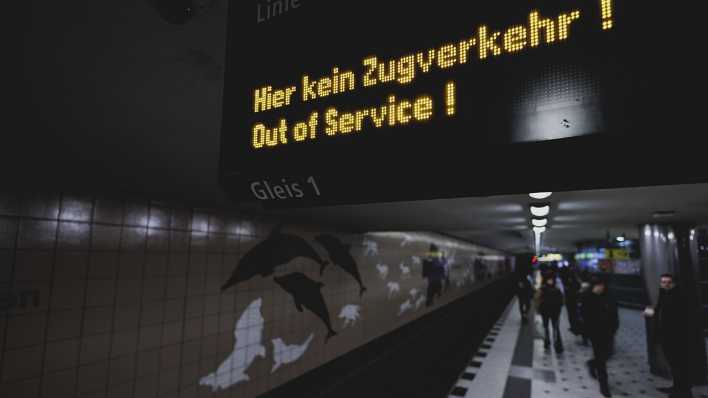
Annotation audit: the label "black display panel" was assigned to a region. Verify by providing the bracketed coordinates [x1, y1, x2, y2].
[220, 0, 702, 207]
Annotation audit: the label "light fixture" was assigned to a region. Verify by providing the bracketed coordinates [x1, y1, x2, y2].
[652, 210, 676, 218]
[532, 218, 548, 227]
[534, 232, 542, 255]
[616, 236, 625, 242]
[529, 192, 552, 200]
[533, 226, 547, 234]
[530, 205, 550, 217]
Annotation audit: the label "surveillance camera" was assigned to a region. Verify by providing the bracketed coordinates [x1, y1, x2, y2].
[146, 0, 217, 25]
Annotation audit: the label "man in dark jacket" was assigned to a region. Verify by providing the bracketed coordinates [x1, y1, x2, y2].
[423, 244, 447, 307]
[537, 277, 564, 353]
[582, 277, 619, 398]
[473, 252, 486, 281]
[516, 273, 534, 324]
[577, 277, 592, 346]
[561, 269, 582, 335]
[646, 274, 694, 398]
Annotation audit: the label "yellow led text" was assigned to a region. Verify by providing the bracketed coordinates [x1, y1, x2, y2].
[252, 111, 320, 149]
[253, 85, 297, 113]
[445, 82, 456, 116]
[252, 119, 288, 149]
[362, 10, 581, 87]
[324, 95, 433, 136]
[247, 8, 595, 150]
[302, 67, 356, 102]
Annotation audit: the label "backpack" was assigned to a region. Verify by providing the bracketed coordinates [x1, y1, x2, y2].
[422, 259, 432, 278]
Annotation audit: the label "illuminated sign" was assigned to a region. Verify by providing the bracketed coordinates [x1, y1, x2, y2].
[538, 253, 563, 262]
[575, 250, 605, 261]
[220, 1, 702, 206]
[250, 8, 587, 149]
[606, 248, 629, 260]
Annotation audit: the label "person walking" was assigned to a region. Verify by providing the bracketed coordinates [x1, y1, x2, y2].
[473, 252, 486, 281]
[536, 276, 564, 353]
[644, 274, 695, 398]
[577, 277, 593, 346]
[442, 251, 452, 292]
[516, 273, 534, 324]
[423, 244, 447, 307]
[582, 277, 619, 398]
[562, 269, 582, 335]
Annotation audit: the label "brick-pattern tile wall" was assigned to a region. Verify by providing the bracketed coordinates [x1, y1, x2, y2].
[0, 193, 512, 398]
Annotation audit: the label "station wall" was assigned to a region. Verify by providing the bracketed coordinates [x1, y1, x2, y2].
[0, 193, 512, 398]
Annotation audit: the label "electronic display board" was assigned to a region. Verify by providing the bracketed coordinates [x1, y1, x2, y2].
[220, 1, 702, 207]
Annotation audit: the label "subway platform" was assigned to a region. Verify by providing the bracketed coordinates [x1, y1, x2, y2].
[449, 299, 708, 398]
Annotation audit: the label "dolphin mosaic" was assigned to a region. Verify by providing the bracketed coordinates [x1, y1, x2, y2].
[314, 234, 367, 296]
[221, 225, 328, 292]
[274, 272, 337, 341]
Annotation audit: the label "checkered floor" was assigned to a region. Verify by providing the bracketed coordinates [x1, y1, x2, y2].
[530, 308, 708, 398]
[448, 298, 518, 398]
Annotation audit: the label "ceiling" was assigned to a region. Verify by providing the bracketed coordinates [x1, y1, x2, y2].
[264, 183, 708, 253]
[13, 0, 231, 206]
[12, 3, 708, 255]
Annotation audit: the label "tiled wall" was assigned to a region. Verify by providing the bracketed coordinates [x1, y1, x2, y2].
[0, 193, 513, 398]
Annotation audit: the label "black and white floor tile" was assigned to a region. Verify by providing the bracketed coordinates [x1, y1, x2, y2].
[448, 300, 708, 398]
[530, 308, 708, 398]
[449, 298, 520, 398]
